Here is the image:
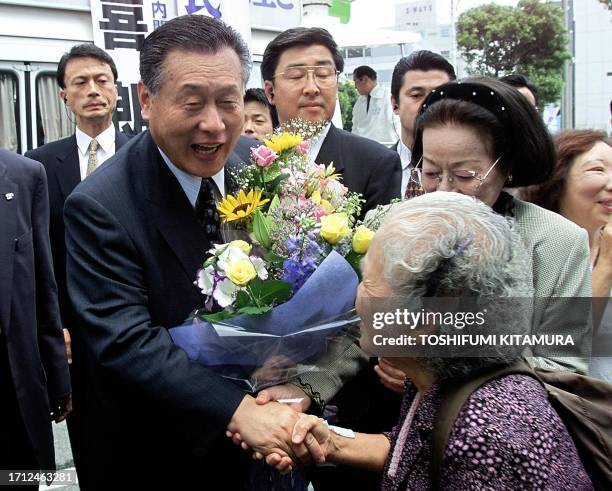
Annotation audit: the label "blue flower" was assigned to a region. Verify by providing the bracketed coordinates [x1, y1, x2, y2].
[281, 235, 322, 291]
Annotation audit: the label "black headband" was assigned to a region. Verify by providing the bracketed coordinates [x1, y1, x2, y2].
[419, 81, 510, 125]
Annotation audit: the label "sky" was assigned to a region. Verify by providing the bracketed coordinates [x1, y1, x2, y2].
[350, 0, 520, 29]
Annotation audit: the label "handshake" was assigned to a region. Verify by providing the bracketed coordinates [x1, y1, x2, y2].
[225, 383, 338, 474]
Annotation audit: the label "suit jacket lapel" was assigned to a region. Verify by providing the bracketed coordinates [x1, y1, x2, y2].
[139, 133, 211, 285]
[115, 130, 129, 150]
[55, 135, 81, 200]
[0, 160, 16, 334]
[315, 124, 345, 174]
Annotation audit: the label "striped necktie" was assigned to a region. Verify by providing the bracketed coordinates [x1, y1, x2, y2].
[86, 139, 99, 177]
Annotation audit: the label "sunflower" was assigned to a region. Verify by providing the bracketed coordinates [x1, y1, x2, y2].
[217, 189, 270, 223]
[264, 133, 303, 154]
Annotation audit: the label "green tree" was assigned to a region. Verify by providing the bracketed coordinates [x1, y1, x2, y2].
[456, 0, 569, 106]
[338, 82, 359, 131]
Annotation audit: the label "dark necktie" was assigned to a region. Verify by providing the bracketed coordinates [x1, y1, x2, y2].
[366, 94, 371, 113]
[195, 178, 221, 243]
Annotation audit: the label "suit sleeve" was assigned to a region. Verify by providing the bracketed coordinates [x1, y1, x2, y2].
[32, 163, 70, 400]
[64, 191, 246, 455]
[528, 228, 592, 375]
[362, 149, 402, 215]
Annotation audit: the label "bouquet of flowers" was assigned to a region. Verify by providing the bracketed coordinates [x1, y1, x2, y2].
[169, 121, 376, 391]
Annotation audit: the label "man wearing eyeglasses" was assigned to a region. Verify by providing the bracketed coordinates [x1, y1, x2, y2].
[259, 27, 402, 490]
[262, 27, 402, 218]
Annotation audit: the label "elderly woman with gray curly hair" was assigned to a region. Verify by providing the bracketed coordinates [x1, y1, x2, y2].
[275, 192, 592, 489]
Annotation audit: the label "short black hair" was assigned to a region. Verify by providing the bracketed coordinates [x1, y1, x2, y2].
[56, 43, 118, 89]
[140, 15, 251, 95]
[391, 50, 456, 102]
[499, 74, 539, 107]
[244, 88, 279, 129]
[261, 27, 344, 82]
[411, 77, 554, 188]
[353, 65, 377, 81]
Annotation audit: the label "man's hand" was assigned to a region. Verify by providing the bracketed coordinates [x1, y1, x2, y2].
[227, 395, 325, 469]
[52, 394, 72, 423]
[256, 383, 311, 412]
[374, 357, 406, 394]
[63, 328, 72, 365]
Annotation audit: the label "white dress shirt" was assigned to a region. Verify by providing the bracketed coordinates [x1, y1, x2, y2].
[308, 122, 332, 163]
[158, 147, 225, 208]
[351, 83, 399, 145]
[76, 124, 116, 180]
[398, 139, 413, 195]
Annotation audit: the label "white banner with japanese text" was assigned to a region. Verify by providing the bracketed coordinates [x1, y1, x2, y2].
[90, 0, 253, 134]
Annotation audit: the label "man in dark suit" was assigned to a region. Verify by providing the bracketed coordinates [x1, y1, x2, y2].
[63, 16, 322, 489]
[0, 149, 71, 484]
[261, 27, 402, 217]
[25, 43, 129, 485]
[389, 51, 456, 199]
[259, 27, 404, 489]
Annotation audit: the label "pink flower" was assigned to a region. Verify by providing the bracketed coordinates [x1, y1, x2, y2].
[295, 140, 310, 156]
[251, 145, 278, 167]
[313, 207, 328, 221]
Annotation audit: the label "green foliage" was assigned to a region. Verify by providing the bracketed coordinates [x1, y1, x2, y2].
[338, 82, 359, 131]
[252, 209, 272, 249]
[456, 0, 570, 106]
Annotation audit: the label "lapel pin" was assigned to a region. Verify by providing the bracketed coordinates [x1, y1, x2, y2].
[5, 193, 14, 201]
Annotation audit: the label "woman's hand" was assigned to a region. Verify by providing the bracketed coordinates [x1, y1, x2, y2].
[374, 357, 407, 394]
[596, 220, 612, 271]
[288, 414, 335, 462]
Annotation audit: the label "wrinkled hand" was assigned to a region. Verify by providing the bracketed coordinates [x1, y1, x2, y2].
[374, 357, 406, 394]
[225, 384, 311, 449]
[226, 396, 324, 472]
[265, 414, 334, 473]
[52, 394, 72, 423]
[63, 328, 72, 365]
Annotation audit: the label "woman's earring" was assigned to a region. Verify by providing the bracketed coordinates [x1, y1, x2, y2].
[507, 174, 513, 184]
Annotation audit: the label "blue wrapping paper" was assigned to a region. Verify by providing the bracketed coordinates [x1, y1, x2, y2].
[168, 251, 359, 372]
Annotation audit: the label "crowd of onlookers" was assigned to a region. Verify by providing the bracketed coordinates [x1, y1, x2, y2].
[1, 13, 610, 491]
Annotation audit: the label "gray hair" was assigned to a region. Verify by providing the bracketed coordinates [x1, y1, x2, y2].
[372, 192, 533, 380]
[140, 15, 252, 95]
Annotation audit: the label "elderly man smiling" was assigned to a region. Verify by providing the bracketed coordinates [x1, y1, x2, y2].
[63, 15, 324, 489]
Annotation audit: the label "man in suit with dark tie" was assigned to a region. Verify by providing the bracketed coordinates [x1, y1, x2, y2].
[259, 27, 404, 489]
[261, 27, 402, 218]
[63, 16, 323, 489]
[0, 149, 71, 484]
[389, 51, 456, 200]
[25, 43, 129, 485]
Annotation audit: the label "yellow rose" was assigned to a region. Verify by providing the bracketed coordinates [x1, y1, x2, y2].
[311, 190, 335, 213]
[320, 199, 335, 213]
[229, 240, 252, 255]
[226, 258, 257, 286]
[352, 225, 375, 254]
[320, 213, 350, 244]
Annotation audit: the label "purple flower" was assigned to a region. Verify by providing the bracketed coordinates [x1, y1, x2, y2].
[282, 256, 316, 292]
[251, 145, 278, 168]
[281, 235, 322, 291]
